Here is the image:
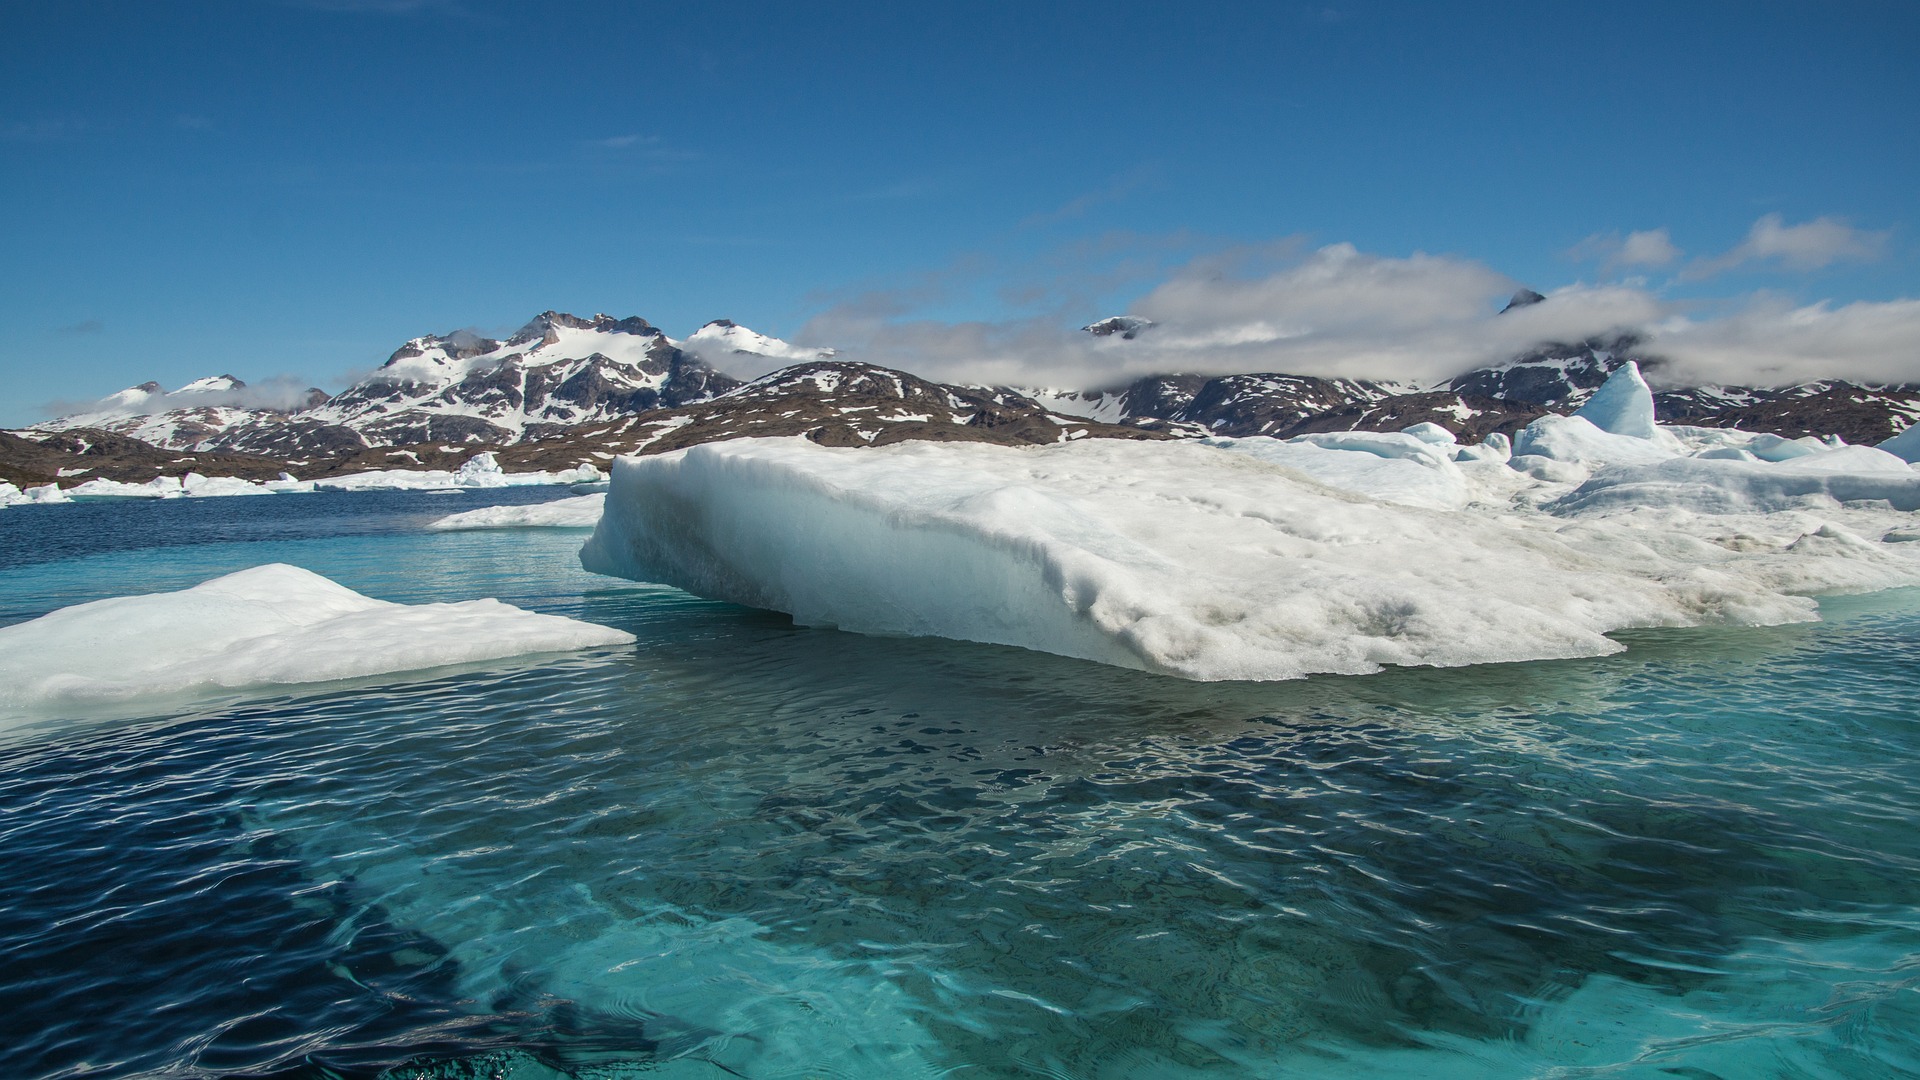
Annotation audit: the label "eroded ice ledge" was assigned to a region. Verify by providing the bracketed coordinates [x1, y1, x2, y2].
[579, 418, 1920, 682]
[0, 564, 635, 717]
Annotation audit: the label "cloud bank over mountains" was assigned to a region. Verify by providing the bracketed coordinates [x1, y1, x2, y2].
[802, 216, 1914, 392]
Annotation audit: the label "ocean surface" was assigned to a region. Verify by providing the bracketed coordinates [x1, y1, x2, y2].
[2, 489, 1917, 1079]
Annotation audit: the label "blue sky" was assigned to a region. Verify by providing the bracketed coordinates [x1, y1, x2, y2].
[3, 0, 1916, 423]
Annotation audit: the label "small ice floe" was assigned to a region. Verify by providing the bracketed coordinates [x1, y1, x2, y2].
[429, 493, 606, 530]
[0, 564, 634, 717]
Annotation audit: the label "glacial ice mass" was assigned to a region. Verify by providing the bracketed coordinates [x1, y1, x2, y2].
[580, 366, 1920, 681]
[0, 564, 635, 716]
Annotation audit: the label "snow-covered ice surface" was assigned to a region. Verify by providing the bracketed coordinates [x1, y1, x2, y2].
[429, 492, 605, 530]
[0, 563, 634, 719]
[583, 363, 1920, 682]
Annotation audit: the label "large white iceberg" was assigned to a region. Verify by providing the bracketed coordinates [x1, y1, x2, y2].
[0, 564, 635, 715]
[580, 437, 1920, 682]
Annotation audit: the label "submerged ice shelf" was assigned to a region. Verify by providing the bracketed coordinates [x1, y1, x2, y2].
[581, 373, 1920, 682]
[0, 563, 635, 718]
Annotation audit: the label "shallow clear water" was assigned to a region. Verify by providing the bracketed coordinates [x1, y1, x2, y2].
[2, 492, 1918, 1078]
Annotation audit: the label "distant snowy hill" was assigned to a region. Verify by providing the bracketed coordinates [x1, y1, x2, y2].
[30, 311, 837, 455]
[482, 359, 1160, 473]
[1446, 334, 1639, 408]
[1061, 319, 1920, 445]
[288, 311, 739, 449]
[31, 374, 328, 450]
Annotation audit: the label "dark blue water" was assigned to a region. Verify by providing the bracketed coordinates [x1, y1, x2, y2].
[2, 492, 1918, 1078]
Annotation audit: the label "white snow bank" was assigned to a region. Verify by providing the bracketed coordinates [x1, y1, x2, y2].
[61, 472, 317, 499]
[580, 437, 1920, 682]
[1399, 421, 1457, 445]
[0, 482, 24, 507]
[430, 493, 605, 530]
[1453, 431, 1511, 464]
[1554, 455, 1920, 515]
[318, 455, 601, 492]
[1292, 429, 1458, 468]
[1513, 414, 1679, 467]
[0, 564, 634, 715]
[1206, 435, 1471, 510]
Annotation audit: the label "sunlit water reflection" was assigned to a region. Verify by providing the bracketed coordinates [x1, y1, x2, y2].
[2, 491, 1917, 1078]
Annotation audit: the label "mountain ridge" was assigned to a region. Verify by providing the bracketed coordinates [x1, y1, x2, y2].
[13, 309, 1919, 487]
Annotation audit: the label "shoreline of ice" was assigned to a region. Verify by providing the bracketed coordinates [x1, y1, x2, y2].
[0, 453, 603, 507]
[581, 364, 1920, 682]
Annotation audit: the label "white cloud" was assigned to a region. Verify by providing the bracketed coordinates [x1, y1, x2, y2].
[1618, 228, 1681, 268]
[1648, 296, 1920, 388]
[802, 243, 1667, 390]
[1570, 227, 1682, 271]
[40, 375, 324, 421]
[790, 237, 1920, 393]
[1685, 213, 1888, 278]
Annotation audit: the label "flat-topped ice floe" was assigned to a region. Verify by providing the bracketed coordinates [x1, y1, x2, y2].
[0, 564, 634, 717]
[580, 436, 1920, 681]
[429, 493, 605, 530]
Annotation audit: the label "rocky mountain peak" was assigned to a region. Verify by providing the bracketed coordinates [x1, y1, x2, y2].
[508, 311, 661, 347]
[1084, 315, 1155, 339]
[1500, 289, 1547, 314]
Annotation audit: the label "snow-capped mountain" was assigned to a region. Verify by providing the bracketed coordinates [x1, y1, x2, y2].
[484, 359, 1159, 473]
[1653, 381, 1920, 445]
[284, 311, 739, 448]
[1445, 333, 1642, 409]
[19, 306, 1920, 483]
[1032, 371, 1544, 442]
[1083, 315, 1155, 339]
[1060, 319, 1920, 444]
[30, 312, 837, 456]
[32, 374, 330, 450]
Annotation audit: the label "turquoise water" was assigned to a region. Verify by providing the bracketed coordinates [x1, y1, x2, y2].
[2, 492, 1918, 1078]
